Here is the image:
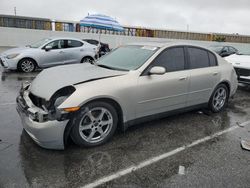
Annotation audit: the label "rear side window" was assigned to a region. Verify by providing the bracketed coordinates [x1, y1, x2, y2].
[67, 40, 83, 48]
[152, 47, 185, 72]
[208, 52, 217, 66]
[188, 47, 210, 69]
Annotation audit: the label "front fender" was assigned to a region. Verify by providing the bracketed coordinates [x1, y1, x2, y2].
[59, 93, 129, 123]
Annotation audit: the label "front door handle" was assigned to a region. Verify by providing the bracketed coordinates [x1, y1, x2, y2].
[179, 77, 187, 81]
[213, 72, 218, 76]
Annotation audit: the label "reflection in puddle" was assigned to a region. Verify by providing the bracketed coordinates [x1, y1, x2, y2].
[1, 70, 38, 82]
[19, 131, 123, 187]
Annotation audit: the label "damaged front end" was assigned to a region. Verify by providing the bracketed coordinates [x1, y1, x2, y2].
[16, 82, 76, 150]
[17, 83, 76, 123]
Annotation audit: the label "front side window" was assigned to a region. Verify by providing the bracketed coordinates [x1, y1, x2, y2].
[150, 47, 185, 72]
[97, 45, 158, 71]
[188, 47, 210, 69]
[67, 40, 83, 48]
[46, 40, 66, 49]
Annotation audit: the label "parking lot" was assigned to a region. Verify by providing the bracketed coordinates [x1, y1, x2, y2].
[0, 67, 250, 188]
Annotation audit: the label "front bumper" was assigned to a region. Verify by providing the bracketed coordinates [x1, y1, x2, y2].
[0, 56, 18, 70]
[16, 87, 69, 150]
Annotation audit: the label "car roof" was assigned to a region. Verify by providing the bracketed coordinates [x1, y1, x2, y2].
[48, 37, 83, 41]
[127, 41, 209, 49]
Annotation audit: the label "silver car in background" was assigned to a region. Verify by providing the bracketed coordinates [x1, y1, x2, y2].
[16, 42, 238, 150]
[0, 37, 97, 72]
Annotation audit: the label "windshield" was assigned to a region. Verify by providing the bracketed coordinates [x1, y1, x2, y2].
[96, 45, 159, 71]
[30, 38, 52, 48]
[209, 46, 223, 53]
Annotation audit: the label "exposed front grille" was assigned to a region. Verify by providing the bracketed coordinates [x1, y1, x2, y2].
[234, 67, 250, 77]
[238, 77, 250, 84]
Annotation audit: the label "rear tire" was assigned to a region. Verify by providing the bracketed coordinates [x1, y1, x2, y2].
[18, 58, 36, 72]
[208, 84, 229, 113]
[81, 57, 94, 64]
[70, 101, 118, 147]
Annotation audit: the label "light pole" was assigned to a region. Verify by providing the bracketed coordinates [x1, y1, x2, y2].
[186, 24, 189, 40]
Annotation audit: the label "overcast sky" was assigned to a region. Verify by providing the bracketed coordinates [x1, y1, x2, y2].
[1, 0, 250, 35]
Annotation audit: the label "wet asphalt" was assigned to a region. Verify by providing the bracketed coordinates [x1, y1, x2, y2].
[0, 67, 249, 188]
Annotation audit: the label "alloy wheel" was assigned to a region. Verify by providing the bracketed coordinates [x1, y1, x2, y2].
[212, 87, 227, 111]
[79, 107, 113, 143]
[21, 60, 35, 72]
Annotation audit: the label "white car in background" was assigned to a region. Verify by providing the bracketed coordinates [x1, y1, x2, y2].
[225, 52, 250, 84]
[0, 37, 98, 72]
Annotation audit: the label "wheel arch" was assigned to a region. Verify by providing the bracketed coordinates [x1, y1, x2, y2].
[217, 80, 231, 96]
[63, 97, 125, 147]
[84, 97, 124, 130]
[81, 56, 94, 63]
[17, 57, 38, 68]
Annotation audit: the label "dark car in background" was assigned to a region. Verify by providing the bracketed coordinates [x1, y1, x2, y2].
[209, 45, 238, 57]
[83, 39, 111, 57]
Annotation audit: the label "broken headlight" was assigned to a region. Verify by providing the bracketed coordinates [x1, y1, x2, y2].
[49, 86, 76, 111]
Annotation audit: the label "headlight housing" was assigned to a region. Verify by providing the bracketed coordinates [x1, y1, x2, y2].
[54, 96, 68, 108]
[6, 53, 20, 59]
[49, 86, 76, 111]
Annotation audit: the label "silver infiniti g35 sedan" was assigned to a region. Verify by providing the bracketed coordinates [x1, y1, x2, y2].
[16, 42, 238, 150]
[0, 37, 97, 72]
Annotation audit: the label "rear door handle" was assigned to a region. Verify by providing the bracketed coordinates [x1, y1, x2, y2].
[179, 77, 187, 81]
[59, 51, 65, 54]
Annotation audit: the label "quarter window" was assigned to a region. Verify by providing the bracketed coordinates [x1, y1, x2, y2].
[208, 52, 217, 66]
[152, 47, 185, 72]
[188, 47, 210, 69]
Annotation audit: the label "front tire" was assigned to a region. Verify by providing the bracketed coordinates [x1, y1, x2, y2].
[70, 101, 118, 147]
[18, 58, 36, 72]
[209, 84, 229, 113]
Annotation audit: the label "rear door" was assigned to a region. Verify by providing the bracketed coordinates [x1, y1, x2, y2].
[186, 46, 220, 106]
[136, 47, 190, 118]
[63, 40, 85, 64]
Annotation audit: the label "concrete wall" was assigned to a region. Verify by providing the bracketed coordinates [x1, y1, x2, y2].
[1, 27, 250, 52]
[0, 27, 172, 49]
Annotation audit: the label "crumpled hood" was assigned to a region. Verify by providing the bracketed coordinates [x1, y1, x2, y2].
[0, 47, 30, 56]
[29, 63, 127, 100]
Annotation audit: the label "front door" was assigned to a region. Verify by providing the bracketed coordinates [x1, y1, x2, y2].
[39, 40, 67, 67]
[136, 47, 190, 118]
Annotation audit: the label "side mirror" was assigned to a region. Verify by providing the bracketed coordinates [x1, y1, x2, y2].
[44, 46, 52, 51]
[149, 66, 166, 75]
